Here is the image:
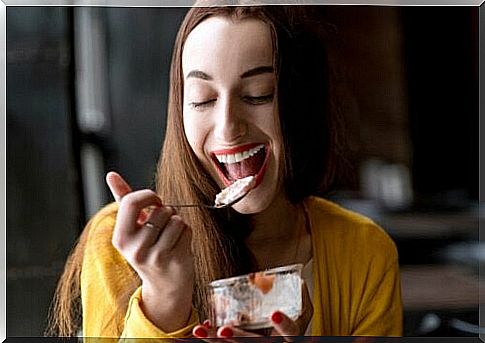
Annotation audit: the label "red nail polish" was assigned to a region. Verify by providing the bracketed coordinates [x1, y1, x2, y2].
[194, 326, 208, 338]
[203, 319, 212, 328]
[138, 211, 148, 223]
[219, 327, 233, 337]
[271, 311, 283, 324]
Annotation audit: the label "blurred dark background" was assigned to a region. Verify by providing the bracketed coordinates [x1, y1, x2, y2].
[6, 6, 481, 337]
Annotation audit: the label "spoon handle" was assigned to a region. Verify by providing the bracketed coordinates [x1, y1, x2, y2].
[144, 204, 217, 211]
[142, 191, 248, 212]
[165, 204, 216, 209]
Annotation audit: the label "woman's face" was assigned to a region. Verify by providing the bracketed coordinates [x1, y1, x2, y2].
[182, 16, 284, 214]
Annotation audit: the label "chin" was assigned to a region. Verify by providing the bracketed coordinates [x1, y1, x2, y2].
[230, 182, 278, 214]
[232, 199, 267, 214]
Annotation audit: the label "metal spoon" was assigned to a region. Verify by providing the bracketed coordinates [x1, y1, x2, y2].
[166, 190, 250, 209]
[147, 176, 256, 210]
[142, 190, 248, 213]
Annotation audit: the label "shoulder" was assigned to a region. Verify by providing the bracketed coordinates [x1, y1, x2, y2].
[80, 202, 138, 336]
[85, 202, 118, 240]
[81, 202, 135, 286]
[305, 196, 398, 265]
[87, 202, 118, 231]
[82, 202, 121, 259]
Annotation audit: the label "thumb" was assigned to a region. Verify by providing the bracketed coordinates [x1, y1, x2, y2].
[106, 171, 132, 202]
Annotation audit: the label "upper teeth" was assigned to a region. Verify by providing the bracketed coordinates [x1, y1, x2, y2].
[215, 144, 265, 164]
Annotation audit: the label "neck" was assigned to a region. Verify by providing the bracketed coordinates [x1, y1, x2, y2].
[245, 193, 310, 269]
[248, 192, 299, 242]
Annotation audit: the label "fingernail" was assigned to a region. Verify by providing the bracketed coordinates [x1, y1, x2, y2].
[219, 327, 233, 338]
[271, 311, 283, 324]
[136, 211, 148, 226]
[140, 210, 148, 220]
[203, 319, 212, 328]
[193, 326, 208, 338]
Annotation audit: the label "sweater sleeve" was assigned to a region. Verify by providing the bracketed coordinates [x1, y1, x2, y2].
[308, 197, 403, 337]
[121, 287, 197, 339]
[350, 225, 403, 337]
[81, 203, 198, 338]
[351, 259, 403, 336]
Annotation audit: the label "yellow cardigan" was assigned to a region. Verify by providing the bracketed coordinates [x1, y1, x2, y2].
[81, 197, 402, 338]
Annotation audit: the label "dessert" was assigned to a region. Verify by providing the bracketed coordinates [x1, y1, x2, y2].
[214, 175, 256, 207]
[209, 264, 303, 329]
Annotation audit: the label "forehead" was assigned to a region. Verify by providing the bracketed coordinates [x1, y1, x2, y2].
[182, 16, 273, 77]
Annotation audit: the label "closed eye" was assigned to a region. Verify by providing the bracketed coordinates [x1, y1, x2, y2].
[189, 99, 216, 109]
[243, 94, 274, 105]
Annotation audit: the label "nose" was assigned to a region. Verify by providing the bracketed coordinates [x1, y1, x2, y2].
[213, 97, 247, 143]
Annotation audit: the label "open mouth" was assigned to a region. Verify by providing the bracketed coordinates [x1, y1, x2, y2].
[211, 143, 270, 188]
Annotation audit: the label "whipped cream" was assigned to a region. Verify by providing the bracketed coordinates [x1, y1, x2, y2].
[215, 175, 256, 207]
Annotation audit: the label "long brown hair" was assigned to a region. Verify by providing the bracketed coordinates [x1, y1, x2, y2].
[46, 4, 344, 337]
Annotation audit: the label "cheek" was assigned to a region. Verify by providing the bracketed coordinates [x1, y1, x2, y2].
[182, 112, 197, 151]
[266, 111, 285, 170]
[259, 109, 283, 153]
[183, 111, 207, 158]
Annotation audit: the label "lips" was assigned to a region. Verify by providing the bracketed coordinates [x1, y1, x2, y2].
[211, 143, 270, 188]
[214, 144, 265, 164]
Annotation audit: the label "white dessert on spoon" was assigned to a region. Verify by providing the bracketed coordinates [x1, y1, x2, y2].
[215, 175, 256, 208]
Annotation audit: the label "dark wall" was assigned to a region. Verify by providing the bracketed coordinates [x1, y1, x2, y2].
[7, 7, 187, 335]
[7, 7, 80, 335]
[103, 8, 187, 189]
[403, 7, 478, 206]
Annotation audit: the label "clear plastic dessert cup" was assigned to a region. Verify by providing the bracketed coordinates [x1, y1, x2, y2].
[208, 264, 303, 330]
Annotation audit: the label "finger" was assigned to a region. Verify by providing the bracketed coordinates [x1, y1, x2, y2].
[217, 325, 262, 340]
[193, 325, 209, 338]
[270, 282, 313, 339]
[106, 171, 132, 202]
[192, 324, 219, 343]
[203, 319, 213, 329]
[144, 205, 175, 233]
[270, 311, 299, 339]
[115, 189, 162, 237]
[135, 206, 176, 248]
[150, 215, 188, 253]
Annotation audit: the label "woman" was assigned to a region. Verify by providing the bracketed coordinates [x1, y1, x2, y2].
[47, 4, 402, 338]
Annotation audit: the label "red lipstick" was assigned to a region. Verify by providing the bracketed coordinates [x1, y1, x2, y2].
[211, 142, 262, 156]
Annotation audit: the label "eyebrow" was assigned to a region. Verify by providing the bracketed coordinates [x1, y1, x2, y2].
[185, 66, 274, 81]
[240, 66, 274, 79]
[186, 70, 212, 80]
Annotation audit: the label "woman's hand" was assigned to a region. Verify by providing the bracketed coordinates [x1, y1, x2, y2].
[192, 281, 313, 340]
[106, 171, 194, 333]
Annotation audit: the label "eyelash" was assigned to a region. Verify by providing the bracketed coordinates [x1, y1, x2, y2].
[189, 94, 274, 109]
[190, 99, 215, 109]
[243, 94, 274, 105]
